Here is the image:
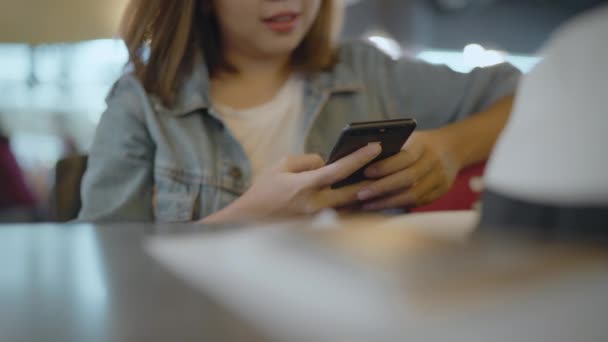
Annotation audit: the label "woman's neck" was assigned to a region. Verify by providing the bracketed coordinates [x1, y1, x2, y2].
[229, 48, 291, 79]
[211, 49, 293, 110]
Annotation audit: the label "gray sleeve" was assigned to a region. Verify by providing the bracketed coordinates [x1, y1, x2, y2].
[342, 41, 521, 130]
[78, 76, 155, 222]
[387, 57, 521, 129]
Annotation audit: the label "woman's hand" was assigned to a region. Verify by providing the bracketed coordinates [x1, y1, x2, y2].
[202, 143, 382, 223]
[357, 131, 461, 210]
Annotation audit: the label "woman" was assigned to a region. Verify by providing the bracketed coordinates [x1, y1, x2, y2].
[79, 0, 520, 223]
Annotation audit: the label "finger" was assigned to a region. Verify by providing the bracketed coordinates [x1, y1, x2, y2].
[415, 187, 445, 207]
[402, 172, 443, 205]
[314, 181, 372, 212]
[311, 143, 381, 188]
[357, 154, 435, 201]
[362, 171, 439, 210]
[281, 154, 325, 173]
[336, 203, 362, 214]
[365, 144, 424, 178]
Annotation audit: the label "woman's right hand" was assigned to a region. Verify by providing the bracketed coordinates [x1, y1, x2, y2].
[202, 144, 382, 223]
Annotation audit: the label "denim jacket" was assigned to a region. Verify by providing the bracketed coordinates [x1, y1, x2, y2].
[79, 41, 521, 222]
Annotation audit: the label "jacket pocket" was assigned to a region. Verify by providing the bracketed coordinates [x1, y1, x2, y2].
[154, 172, 200, 223]
[153, 163, 250, 221]
[216, 162, 249, 210]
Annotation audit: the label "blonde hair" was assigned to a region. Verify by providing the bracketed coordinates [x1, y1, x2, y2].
[121, 0, 342, 106]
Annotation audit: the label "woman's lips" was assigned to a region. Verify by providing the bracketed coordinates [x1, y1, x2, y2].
[262, 12, 301, 33]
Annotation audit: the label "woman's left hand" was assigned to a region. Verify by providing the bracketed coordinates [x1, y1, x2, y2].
[356, 130, 461, 210]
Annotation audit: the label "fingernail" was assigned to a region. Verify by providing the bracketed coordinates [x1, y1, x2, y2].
[358, 189, 374, 201]
[366, 143, 381, 156]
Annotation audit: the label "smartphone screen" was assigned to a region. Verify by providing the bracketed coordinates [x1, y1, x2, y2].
[327, 119, 417, 189]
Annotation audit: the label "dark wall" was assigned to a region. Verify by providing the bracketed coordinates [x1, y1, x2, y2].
[343, 0, 605, 54]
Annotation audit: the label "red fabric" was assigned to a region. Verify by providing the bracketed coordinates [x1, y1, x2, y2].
[411, 162, 486, 212]
[0, 137, 36, 209]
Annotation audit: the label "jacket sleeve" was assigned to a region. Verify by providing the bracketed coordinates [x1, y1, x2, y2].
[78, 76, 155, 222]
[342, 41, 522, 129]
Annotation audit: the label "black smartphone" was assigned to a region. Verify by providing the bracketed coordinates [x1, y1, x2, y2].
[326, 118, 417, 189]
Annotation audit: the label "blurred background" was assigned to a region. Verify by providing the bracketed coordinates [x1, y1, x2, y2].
[0, 0, 604, 221]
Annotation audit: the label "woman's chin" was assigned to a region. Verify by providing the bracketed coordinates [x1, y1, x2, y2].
[259, 45, 301, 60]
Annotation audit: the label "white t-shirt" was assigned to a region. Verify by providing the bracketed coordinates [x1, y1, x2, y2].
[215, 75, 305, 179]
[485, 6, 608, 206]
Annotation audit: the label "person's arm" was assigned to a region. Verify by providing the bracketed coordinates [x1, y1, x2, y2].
[200, 144, 383, 224]
[385, 51, 518, 179]
[357, 98, 512, 210]
[434, 94, 514, 170]
[344, 42, 521, 208]
[78, 76, 155, 222]
[389, 54, 520, 131]
[342, 41, 521, 129]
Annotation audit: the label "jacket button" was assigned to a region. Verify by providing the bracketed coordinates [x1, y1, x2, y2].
[230, 167, 243, 180]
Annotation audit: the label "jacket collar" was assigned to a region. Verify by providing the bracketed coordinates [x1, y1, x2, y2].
[162, 55, 365, 117]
